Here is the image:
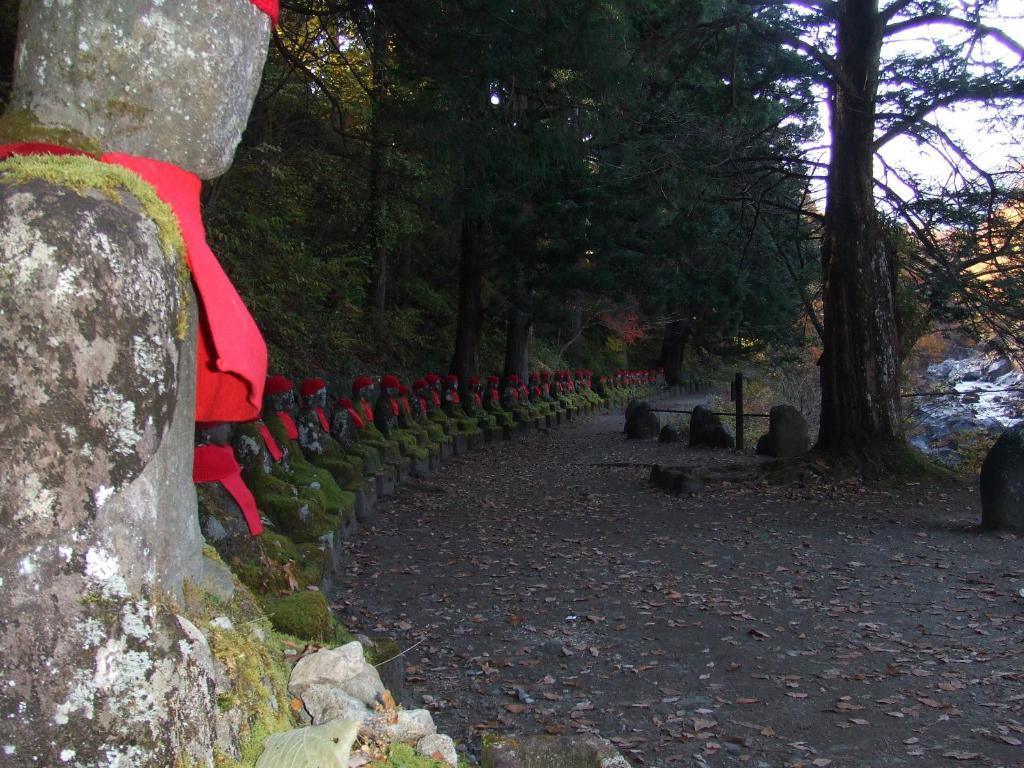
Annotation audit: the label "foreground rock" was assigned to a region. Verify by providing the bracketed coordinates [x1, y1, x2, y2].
[288, 641, 457, 766]
[755, 405, 810, 457]
[482, 734, 631, 768]
[625, 402, 661, 439]
[980, 425, 1024, 531]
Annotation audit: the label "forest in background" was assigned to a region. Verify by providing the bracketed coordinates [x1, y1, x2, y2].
[2, 0, 1022, 452]
[199, 0, 820, 382]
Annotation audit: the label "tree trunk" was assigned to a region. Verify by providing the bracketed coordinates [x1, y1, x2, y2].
[817, 0, 901, 450]
[660, 318, 691, 385]
[369, 13, 389, 328]
[450, 214, 485, 388]
[503, 306, 532, 381]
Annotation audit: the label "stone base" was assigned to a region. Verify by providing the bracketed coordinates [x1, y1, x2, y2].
[390, 458, 411, 483]
[453, 434, 469, 454]
[467, 431, 484, 450]
[483, 426, 500, 443]
[501, 426, 513, 441]
[355, 487, 376, 524]
[410, 456, 432, 478]
[373, 466, 397, 498]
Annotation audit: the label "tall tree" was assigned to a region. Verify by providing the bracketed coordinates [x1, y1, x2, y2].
[736, 0, 1024, 453]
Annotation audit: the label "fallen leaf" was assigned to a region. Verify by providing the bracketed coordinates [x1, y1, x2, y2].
[942, 752, 980, 761]
[504, 703, 525, 714]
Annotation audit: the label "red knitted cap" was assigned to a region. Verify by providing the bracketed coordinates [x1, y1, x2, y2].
[300, 377, 326, 397]
[487, 375, 499, 384]
[413, 379, 427, 389]
[398, 384, 410, 395]
[265, 375, 293, 396]
[336, 397, 353, 408]
[382, 374, 401, 389]
[425, 373, 440, 385]
[352, 376, 373, 395]
[445, 374, 459, 385]
[468, 376, 480, 386]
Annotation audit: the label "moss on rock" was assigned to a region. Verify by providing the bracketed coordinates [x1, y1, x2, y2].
[263, 590, 336, 642]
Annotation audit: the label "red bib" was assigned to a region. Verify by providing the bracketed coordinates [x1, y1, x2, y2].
[276, 411, 298, 440]
[192, 444, 262, 535]
[258, 423, 283, 462]
[314, 407, 330, 432]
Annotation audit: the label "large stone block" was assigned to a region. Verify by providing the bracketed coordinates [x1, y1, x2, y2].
[755, 405, 810, 458]
[980, 425, 1024, 531]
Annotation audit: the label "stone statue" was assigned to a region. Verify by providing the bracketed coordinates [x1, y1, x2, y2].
[0, 2, 275, 763]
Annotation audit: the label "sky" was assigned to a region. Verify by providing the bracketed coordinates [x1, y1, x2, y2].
[805, 1, 1024, 209]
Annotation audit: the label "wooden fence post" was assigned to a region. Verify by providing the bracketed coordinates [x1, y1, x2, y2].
[734, 371, 744, 451]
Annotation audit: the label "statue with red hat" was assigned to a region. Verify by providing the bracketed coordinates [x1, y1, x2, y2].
[440, 373, 484, 439]
[295, 377, 376, 520]
[462, 376, 500, 433]
[482, 375, 517, 429]
[374, 374, 434, 472]
[260, 375, 358, 531]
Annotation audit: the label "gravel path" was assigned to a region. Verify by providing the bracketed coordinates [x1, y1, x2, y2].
[334, 394, 1024, 768]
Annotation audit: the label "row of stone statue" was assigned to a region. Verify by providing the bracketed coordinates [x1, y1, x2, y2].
[193, 369, 663, 555]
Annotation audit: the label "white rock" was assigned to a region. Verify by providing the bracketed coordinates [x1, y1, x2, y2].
[289, 641, 367, 697]
[340, 667, 385, 707]
[300, 684, 370, 725]
[364, 708, 437, 744]
[416, 734, 457, 767]
[209, 616, 234, 631]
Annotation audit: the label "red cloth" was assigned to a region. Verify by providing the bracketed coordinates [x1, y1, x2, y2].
[448, 392, 461, 405]
[265, 375, 293, 396]
[388, 398, 399, 416]
[104, 153, 266, 422]
[2, 145, 268, 422]
[192, 444, 262, 535]
[0, 143, 91, 160]
[257, 422, 283, 462]
[276, 411, 298, 440]
[314, 407, 330, 432]
[473, 392, 483, 408]
[358, 400, 374, 425]
[419, 396, 428, 413]
[352, 376, 373, 396]
[249, 0, 279, 24]
[301, 378, 326, 398]
[489, 387, 500, 402]
[335, 398, 365, 429]
[431, 391, 442, 407]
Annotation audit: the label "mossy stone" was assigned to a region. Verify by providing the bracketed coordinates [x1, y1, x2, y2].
[264, 591, 335, 642]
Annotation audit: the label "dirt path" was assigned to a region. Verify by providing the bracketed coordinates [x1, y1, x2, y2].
[334, 395, 1024, 768]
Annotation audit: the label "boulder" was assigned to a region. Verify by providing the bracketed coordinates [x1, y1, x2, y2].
[980, 426, 1024, 531]
[650, 465, 704, 495]
[688, 405, 735, 449]
[482, 734, 631, 768]
[300, 685, 369, 725]
[418, 734, 459, 767]
[626, 402, 661, 440]
[658, 425, 683, 443]
[289, 641, 377, 698]
[755, 405, 810, 458]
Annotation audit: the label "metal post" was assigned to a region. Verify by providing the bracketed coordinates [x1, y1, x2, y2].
[734, 371, 744, 451]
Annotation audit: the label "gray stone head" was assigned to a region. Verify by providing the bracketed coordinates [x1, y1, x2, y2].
[196, 421, 233, 446]
[301, 379, 328, 409]
[11, 0, 271, 178]
[264, 376, 297, 414]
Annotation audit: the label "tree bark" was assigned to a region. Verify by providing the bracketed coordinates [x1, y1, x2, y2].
[817, 0, 902, 450]
[503, 306, 532, 381]
[450, 213, 485, 388]
[660, 318, 691, 385]
[369, 13, 389, 327]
